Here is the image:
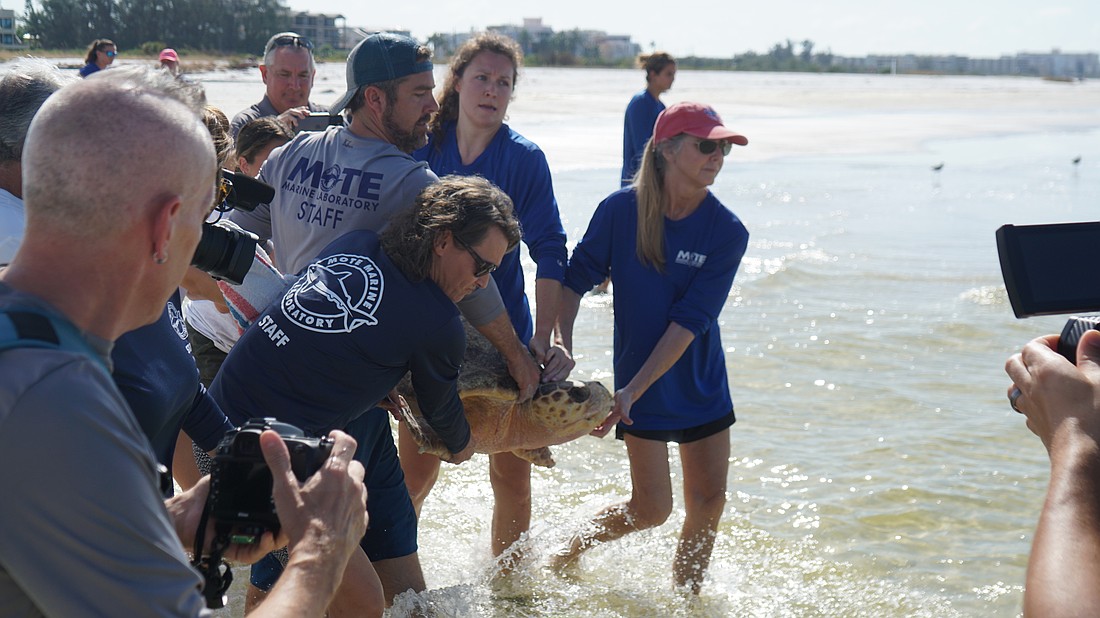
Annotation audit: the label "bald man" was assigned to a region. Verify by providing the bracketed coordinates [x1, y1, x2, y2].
[0, 65, 367, 617]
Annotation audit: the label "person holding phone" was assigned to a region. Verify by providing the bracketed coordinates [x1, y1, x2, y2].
[230, 32, 328, 137]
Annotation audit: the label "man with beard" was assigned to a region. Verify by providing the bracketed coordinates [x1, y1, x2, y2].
[225, 32, 541, 612]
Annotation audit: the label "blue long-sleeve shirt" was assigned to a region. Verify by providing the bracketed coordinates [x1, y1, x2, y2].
[209, 230, 471, 453]
[416, 122, 567, 344]
[112, 290, 234, 481]
[565, 188, 748, 430]
[621, 90, 665, 187]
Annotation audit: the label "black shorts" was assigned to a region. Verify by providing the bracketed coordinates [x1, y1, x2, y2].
[616, 409, 735, 444]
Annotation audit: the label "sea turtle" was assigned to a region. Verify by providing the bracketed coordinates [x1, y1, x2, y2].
[396, 321, 612, 467]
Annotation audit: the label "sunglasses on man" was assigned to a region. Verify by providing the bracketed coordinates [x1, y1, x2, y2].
[267, 35, 314, 53]
[455, 237, 498, 278]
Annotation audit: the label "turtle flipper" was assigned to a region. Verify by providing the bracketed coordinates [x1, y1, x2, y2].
[512, 447, 555, 468]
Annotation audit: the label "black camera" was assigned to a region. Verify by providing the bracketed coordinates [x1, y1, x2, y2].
[191, 169, 275, 285]
[208, 417, 333, 544]
[297, 112, 343, 132]
[996, 221, 1100, 361]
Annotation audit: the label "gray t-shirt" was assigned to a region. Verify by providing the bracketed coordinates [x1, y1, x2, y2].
[231, 125, 504, 325]
[229, 94, 328, 138]
[0, 286, 208, 617]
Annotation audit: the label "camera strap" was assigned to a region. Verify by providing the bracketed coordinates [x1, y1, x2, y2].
[191, 497, 233, 609]
[0, 308, 109, 373]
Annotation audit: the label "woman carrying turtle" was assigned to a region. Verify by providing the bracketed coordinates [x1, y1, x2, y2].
[403, 32, 573, 565]
[553, 102, 749, 594]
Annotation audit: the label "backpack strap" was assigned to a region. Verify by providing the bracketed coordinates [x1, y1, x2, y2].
[0, 309, 110, 373]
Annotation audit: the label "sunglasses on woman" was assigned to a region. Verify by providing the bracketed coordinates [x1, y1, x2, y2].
[455, 238, 498, 278]
[103, 50, 117, 57]
[696, 139, 733, 156]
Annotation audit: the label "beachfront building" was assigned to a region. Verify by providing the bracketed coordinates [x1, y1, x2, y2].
[0, 7, 20, 49]
[829, 49, 1099, 78]
[290, 12, 346, 50]
[598, 35, 639, 63]
[291, 10, 412, 52]
[488, 17, 554, 56]
[1016, 50, 1099, 79]
[427, 17, 639, 64]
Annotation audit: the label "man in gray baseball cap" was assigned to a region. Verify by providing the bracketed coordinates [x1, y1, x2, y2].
[329, 31, 434, 115]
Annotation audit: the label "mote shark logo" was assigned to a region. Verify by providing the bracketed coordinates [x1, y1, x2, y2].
[167, 301, 188, 340]
[281, 253, 384, 333]
[320, 164, 343, 192]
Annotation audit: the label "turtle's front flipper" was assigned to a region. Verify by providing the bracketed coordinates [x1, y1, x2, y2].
[512, 447, 554, 468]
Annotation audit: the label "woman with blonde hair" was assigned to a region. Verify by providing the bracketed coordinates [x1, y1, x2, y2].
[554, 102, 749, 594]
[406, 31, 572, 566]
[621, 51, 676, 186]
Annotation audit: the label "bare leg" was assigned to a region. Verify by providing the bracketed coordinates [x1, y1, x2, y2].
[171, 432, 202, 491]
[550, 435, 673, 568]
[674, 428, 729, 593]
[373, 552, 427, 606]
[490, 451, 532, 563]
[397, 421, 442, 517]
[244, 583, 265, 614]
[327, 548, 386, 617]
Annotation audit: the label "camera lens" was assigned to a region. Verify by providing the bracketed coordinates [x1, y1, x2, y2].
[191, 221, 257, 285]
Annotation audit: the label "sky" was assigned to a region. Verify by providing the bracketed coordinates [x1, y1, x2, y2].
[285, 0, 1100, 58]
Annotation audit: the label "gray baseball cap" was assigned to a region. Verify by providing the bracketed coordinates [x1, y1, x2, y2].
[330, 32, 433, 114]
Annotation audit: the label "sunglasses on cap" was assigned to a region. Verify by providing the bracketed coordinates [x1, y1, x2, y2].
[696, 139, 733, 156]
[267, 34, 313, 53]
[455, 237, 498, 278]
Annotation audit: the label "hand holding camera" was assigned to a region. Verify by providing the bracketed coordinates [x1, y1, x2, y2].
[190, 419, 367, 608]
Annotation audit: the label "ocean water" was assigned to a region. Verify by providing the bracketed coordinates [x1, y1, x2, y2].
[15, 59, 1100, 616]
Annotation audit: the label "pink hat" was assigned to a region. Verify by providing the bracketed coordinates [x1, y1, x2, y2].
[158, 48, 179, 62]
[653, 102, 748, 146]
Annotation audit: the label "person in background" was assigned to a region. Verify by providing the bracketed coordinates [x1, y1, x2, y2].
[0, 58, 74, 265]
[230, 32, 327, 137]
[621, 51, 676, 187]
[553, 102, 749, 594]
[159, 48, 180, 76]
[406, 31, 573, 568]
[1005, 330, 1100, 616]
[236, 116, 294, 177]
[79, 38, 116, 77]
[0, 63, 367, 618]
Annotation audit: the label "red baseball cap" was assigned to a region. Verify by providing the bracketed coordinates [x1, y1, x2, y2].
[653, 102, 748, 146]
[159, 48, 179, 62]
